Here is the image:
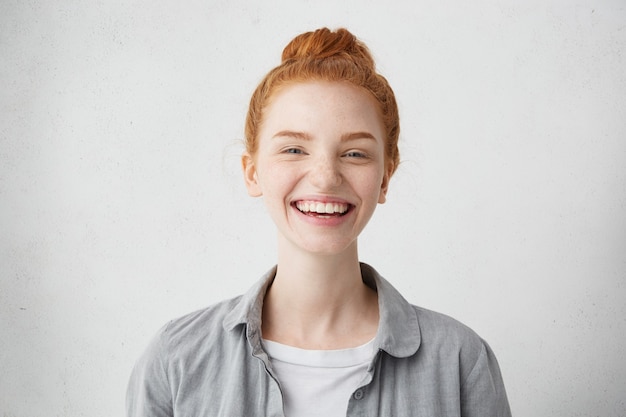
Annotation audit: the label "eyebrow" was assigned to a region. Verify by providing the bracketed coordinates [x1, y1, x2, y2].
[272, 130, 378, 141]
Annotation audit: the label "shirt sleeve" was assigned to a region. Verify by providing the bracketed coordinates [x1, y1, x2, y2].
[460, 341, 512, 417]
[126, 324, 174, 417]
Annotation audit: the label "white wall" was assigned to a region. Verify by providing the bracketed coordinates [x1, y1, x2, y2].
[1, 1, 625, 415]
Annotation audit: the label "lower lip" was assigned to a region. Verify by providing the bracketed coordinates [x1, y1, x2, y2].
[291, 204, 353, 227]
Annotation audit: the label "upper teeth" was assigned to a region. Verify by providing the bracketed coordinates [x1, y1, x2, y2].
[296, 201, 349, 214]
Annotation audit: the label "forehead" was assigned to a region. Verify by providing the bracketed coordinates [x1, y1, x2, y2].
[259, 81, 384, 139]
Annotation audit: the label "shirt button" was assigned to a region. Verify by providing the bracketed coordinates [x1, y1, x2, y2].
[353, 389, 364, 400]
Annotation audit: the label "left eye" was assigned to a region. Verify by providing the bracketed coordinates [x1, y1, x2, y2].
[344, 151, 366, 158]
[285, 148, 303, 154]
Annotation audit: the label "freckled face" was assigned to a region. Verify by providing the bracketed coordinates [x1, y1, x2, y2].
[242, 81, 390, 256]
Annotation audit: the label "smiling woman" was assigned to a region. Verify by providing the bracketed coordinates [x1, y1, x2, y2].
[242, 81, 389, 257]
[126, 28, 512, 417]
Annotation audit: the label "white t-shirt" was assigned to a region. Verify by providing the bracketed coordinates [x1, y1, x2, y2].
[262, 338, 376, 417]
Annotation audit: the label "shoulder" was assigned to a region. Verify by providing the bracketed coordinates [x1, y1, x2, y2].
[409, 308, 511, 413]
[411, 305, 501, 384]
[129, 294, 250, 390]
[413, 305, 485, 352]
[157, 295, 244, 351]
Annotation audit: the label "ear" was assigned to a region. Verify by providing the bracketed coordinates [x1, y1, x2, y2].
[378, 163, 394, 204]
[241, 152, 262, 197]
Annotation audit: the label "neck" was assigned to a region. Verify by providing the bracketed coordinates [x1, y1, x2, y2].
[261, 236, 379, 349]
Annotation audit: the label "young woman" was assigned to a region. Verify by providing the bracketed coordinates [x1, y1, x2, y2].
[127, 27, 511, 417]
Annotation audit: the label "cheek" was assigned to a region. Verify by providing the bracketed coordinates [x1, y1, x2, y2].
[258, 163, 294, 196]
[356, 170, 385, 197]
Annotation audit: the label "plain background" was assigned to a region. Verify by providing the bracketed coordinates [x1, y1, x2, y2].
[1, 0, 625, 416]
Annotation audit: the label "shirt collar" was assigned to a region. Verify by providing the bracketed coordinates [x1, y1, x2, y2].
[223, 265, 276, 334]
[223, 263, 421, 359]
[360, 263, 421, 358]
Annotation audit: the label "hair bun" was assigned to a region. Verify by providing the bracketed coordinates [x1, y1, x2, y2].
[246, 27, 399, 175]
[281, 27, 375, 69]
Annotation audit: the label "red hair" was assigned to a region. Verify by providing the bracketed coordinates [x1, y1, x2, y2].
[245, 27, 400, 175]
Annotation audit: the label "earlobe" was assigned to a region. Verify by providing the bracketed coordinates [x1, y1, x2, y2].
[378, 164, 393, 204]
[241, 152, 263, 197]
[378, 184, 388, 204]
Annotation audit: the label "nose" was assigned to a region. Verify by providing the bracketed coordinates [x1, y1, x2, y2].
[308, 154, 342, 190]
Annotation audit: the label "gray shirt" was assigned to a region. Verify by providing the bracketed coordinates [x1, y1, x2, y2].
[126, 263, 512, 416]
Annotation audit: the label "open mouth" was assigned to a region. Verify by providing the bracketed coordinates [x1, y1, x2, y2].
[293, 201, 352, 217]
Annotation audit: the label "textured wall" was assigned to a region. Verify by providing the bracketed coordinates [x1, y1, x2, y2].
[1, 1, 625, 416]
